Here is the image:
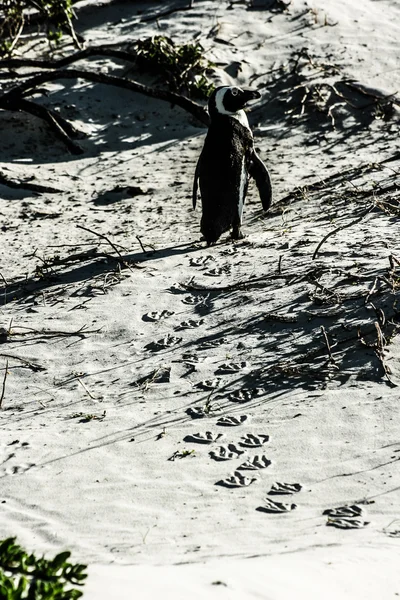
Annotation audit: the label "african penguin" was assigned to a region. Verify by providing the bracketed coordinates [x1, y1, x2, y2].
[193, 85, 272, 246]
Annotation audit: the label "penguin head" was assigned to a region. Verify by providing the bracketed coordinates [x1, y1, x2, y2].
[208, 86, 261, 119]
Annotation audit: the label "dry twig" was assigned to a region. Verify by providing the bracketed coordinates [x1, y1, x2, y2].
[76, 225, 137, 272]
[312, 206, 374, 260]
[0, 360, 9, 408]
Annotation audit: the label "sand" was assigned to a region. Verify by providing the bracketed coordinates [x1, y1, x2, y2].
[1, 0, 400, 597]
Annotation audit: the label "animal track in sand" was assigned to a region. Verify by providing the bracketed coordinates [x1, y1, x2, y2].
[204, 265, 232, 277]
[268, 482, 302, 495]
[2, 463, 36, 477]
[323, 504, 364, 518]
[216, 415, 248, 427]
[209, 444, 245, 461]
[198, 337, 227, 350]
[181, 294, 210, 306]
[239, 434, 269, 448]
[142, 310, 175, 322]
[176, 319, 204, 330]
[196, 378, 221, 390]
[186, 406, 211, 419]
[257, 499, 297, 513]
[238, 455, 272, 470]
[228, 388, 262, 403]
[145, 335, 182, 352]
[183, 432, 224, 444]
[189, 255, 215, 267]
[216, 471, 258, 488]
[169, 283, 186, 294]
[326, 517, 369, 529]
[215, 361, 247, 374]
[323, 504, 369, 529]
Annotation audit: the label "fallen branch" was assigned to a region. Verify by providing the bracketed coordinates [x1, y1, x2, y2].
[312, 206, 374, 260]
[76, 224, 139, 272]
[8, 324, 101, 340]
[0, 353, 45, 372]
[0, 170, 63, 193]
[0, 360, 9, 408]
[0, 66, 209, 154]
[0, 271, 7, 305]
[359, 321, 396, 386]
[320, 325, 339, 369]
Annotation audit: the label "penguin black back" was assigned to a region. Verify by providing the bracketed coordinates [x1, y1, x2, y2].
[193, 85, 272, 245]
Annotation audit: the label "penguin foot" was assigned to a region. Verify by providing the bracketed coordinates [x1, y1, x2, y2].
[231, 227, 245, 240]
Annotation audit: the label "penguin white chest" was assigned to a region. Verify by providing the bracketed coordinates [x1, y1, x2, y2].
[232, 110, 251, 132]
[238, 157, 247, 222]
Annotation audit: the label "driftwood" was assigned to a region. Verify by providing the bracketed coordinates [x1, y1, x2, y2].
[0, 46, 210, 154]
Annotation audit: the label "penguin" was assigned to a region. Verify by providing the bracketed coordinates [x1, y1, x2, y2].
[193, 85, 272, 246]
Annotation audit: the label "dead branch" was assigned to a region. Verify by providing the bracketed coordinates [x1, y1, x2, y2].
[8, 324, 101, 340]
[0, 45, 145, 70]
[0, 360, 9, 408]
[0, 353, 45, 372]
[76, 224, 139, 272]
[359, 321, 396, 386]
[0, 169, 64, 194]
[0, 64, 208, 152]
[365, 277, 380, 304]
[136, 235, 156, 254]
[320, 325, 339, 369]
[312, 206, 374, 260]
[0, 271, 7, 305]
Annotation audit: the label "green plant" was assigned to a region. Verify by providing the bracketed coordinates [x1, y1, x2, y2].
[133, 35, 215, 99]
[0, 537, 87, 599]
[0, 0, 79, 57]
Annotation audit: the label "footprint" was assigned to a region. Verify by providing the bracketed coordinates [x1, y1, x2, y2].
[268, 482, 302, 495]
[257, 499, 297, 513]
[183, 432, 224, 444]
[216, 471, 257, 488]
[145, 335, 182, 352]
[323, 504, 369, 528]
[323, 504, 364, 518]
[228, 388, 262, 403]
[186, 407, 208, 419]
[4, 463, 36, 476]
[176, 319, 204, 330]
[181, 294, 210, 306]
[239, 434, 269, 448]
[326, 517, 369, 529]
[142, 310, 174, 322]
[215, 361, 247, 375]
[131, 366, 171, 387]
[196, 378, 221, 390]
[204, 265, 232, 277]
[238, 455, 271, 470]
[209, 444, 245, 461]
[169, 283, 186, 294]
[198, 337, 227, 350]
[189, 256, 214, 267]
[217, 415, 248, 427]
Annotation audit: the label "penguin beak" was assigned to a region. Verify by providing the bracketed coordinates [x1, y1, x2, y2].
[240, 88, 261, 108]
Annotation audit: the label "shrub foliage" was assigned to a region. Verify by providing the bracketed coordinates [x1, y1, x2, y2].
[0, 537, 87, 600]
[0, 0, 76, 55]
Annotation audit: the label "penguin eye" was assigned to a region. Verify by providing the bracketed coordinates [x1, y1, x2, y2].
[231, 88, 239, 96]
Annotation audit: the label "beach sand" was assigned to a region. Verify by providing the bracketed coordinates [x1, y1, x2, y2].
[1, 0, 399, 597]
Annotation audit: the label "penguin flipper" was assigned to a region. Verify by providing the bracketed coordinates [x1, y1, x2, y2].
[249, 151, 272, 212]
[192, 157, 201, 209]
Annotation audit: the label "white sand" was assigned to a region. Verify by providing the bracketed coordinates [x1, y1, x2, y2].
[1, 0, 400, 597]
